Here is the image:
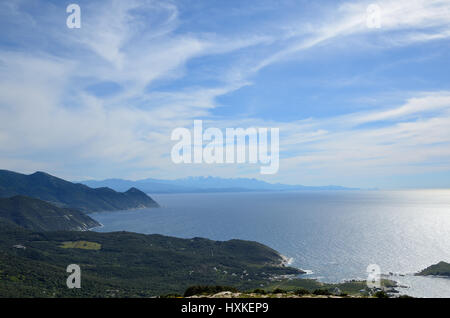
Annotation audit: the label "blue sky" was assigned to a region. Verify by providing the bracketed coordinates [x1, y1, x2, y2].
[1, 0, 450, 188]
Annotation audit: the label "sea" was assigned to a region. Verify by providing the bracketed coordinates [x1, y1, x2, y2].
[91, 190, 450, 298]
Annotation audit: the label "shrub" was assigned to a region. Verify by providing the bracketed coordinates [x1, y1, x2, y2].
[313, 289, 332, 296]
[272, 288, 285, 294]
[161, 293, 182, 298]
[294, 288, 309, 296]
[252, 288, 266, 295]
[374, 291, 389, 298]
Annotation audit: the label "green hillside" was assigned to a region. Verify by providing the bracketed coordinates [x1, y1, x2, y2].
[417, 261, 450, 277]
[0, 170, 159, 212]
[0, 196, 100, 231]
[0, 220, 302, 297]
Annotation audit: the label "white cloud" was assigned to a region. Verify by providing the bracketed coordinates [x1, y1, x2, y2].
[0, 0, 449, 185]
[249, 0, 450, 73]
[276, 91, 450, 184]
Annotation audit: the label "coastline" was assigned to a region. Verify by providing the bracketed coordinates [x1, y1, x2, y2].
[85, 192, 450, 298]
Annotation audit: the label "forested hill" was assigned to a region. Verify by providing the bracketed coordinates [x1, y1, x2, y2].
[0, 220, 303, 297]
[0, 195, 100, 231]
[0, 170, 159, 213]
[418, 261, 450, 277]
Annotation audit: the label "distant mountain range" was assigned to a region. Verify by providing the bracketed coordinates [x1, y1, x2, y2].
[81, 176, 358, 194]
[0, 195, 100, 231]
[0, 170, 159, 213]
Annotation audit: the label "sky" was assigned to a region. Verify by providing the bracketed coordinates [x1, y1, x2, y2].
[1, 0, 450, 188]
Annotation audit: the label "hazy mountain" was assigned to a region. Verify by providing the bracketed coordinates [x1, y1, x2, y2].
[0, 195, 100, 231]
[81, 176, 357, 194]
[81, 178, 193, 193]
[0, 170, 159, 212]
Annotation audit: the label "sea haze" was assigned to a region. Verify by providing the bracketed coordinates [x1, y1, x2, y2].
[92, 190, 450, 297]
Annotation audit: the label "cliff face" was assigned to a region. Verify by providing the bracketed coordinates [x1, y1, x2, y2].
[0, 195, 101, 231]
[0, 170, 159, 212]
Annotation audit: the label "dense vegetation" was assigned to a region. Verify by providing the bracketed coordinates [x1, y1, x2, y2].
[0, 220, 302, 297]
[262, 277, 398, 297]
[417, 261, 450, 277]
[0, 170, 159, 212]
[180, 282, 403, 298]
[0, 196, 100, 231]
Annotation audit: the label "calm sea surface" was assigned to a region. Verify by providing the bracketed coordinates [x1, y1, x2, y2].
[92, 190, 450, 297]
